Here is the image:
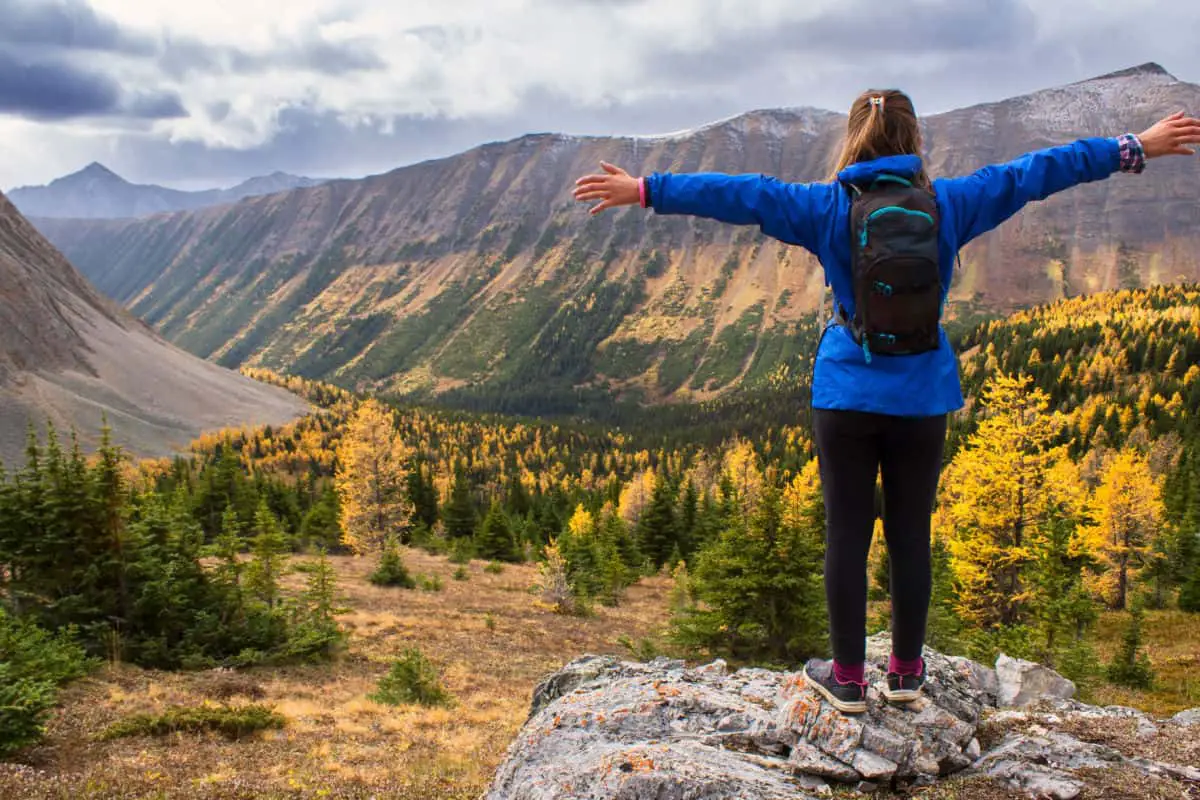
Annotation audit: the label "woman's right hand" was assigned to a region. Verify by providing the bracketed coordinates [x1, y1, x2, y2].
[573, 162, 641, 215]
[1139, 111, 1200, 158]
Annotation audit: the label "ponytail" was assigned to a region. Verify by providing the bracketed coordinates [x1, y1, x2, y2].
[828, 89, 929, 189]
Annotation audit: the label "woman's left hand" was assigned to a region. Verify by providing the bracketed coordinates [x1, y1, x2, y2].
[573, 162, 640, 214]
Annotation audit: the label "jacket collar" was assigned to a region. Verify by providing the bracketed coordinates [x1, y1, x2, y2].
[837, 154, 923, 186]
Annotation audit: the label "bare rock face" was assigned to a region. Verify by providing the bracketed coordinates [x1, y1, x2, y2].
[488, 635, 993, 799]
[995, 654, 1077, 708]
[0, 189, 308, 465]
[487, 635, 1200, 799]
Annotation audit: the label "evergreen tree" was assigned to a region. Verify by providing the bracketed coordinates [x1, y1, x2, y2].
[504, 471, 531, 518]
[475, 502, 520, 563]
[601, 504, 641, 571]
[557, 505, 601, 600]
[125, 491, 227, 668]
[595, 518, 632, 607]
[370, 534, 416, 588]
[442, 464, 477, 539]
[1178, 556, 1200, 612]
[636, 471, 678, 570]
[192, 442, 257, 538]
[925, 537, 964, 654]
[211, 505, 245, 589]
[287, 548, 347, 660]
[1170, 483, 1199, 610]
[407, 459, 439, 529]
[298, 486, 342, 552]
[91, 423, 132, 638]
[691, 490, 723, 552]
[1026, 511, 1098, 668]
[671, 477, 827, 664]
[1105, 599, 1155, 689]
[244, 501, 289, 609]
[531, 495, 563, 546]
[677, 479, 699, 558]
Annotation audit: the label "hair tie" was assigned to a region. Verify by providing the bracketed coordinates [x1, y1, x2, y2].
[870, 96, 886, 111]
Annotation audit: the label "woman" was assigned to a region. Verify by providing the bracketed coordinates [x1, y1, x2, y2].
[573, 89, 1200, 714]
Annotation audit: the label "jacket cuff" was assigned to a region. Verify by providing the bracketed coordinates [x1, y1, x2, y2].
[1118, 133, 1145, 174]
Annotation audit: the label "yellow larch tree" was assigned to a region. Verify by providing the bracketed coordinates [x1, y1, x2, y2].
[721, 438, 764, 517]
[336, 399, 414, 554]
[1081, 449, 1164, 610]
[618, 469, 657, 526]
[935, 374, 1087, 628]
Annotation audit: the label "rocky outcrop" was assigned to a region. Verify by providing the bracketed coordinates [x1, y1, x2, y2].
[486, 634, 1200, 800]
[995, 653, 1077, 708]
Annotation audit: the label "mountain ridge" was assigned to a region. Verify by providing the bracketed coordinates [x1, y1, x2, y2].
[28, 63, 1200, 411]
[8, 164, 326, 220]
[0, 188, 308, 466]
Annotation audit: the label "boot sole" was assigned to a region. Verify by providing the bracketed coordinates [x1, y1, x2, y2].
[881, 687, 922, 703]
[802, 665, 867, 714]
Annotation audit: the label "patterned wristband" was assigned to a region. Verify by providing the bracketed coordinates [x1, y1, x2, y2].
[1118, 133, 1145, 174]
[638, 177, 647, 208]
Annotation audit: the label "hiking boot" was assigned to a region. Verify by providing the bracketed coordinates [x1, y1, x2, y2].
[882, 667, 926, 703]
[802, 659, 867, 714]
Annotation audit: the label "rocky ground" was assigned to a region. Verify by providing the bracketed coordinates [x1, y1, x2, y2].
[486, 633, 1200, 800]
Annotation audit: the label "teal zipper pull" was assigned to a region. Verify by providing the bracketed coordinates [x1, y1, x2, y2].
[862, 338, 872, 364]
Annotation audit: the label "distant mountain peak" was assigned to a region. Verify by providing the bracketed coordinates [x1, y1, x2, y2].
[69, 162, 126, 183]
[1085, 62, 1177, 83]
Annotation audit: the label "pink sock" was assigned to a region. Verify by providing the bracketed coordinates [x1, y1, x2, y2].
[889, 654, 924, 676]
[833, 660, 865, 685]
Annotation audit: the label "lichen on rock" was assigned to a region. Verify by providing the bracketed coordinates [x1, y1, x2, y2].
[487, 633, 1200, 799]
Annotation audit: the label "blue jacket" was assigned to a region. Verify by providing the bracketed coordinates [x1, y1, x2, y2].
[643, 137, 1131, 417]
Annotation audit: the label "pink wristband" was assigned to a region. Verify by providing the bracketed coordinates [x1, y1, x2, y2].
[638, 177, 647, 208]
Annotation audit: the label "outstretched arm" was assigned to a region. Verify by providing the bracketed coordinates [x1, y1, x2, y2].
[573, 162, 829, 252]
[939, 111, 1200, 246]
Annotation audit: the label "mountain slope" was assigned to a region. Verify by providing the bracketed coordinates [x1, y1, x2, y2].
[31, 64, 1200, 409]
[0, 189, 308, 466]
[8, 163, 324, 220]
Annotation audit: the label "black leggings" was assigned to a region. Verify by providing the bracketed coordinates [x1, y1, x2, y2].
[812, 408, 947, 665]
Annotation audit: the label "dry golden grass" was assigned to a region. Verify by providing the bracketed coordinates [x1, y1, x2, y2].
[2, 553, 1196, 800]
[0, 549, 674, 800]
[1088, 609, 1200, 717]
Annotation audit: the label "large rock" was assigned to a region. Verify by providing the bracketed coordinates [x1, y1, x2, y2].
[489, 639, 1200, 799]
[1169, 707, 1200, 727]
[488, 635, 995, 799]
[974, 729, 1200, 799]
[995, 654, 1076, 708]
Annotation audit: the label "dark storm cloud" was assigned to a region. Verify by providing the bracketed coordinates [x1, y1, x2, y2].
[0, 0, 154, 54]
[0, 0, 384, 83]
[0, 50, 184, 120]
[0, 50, 118, 118]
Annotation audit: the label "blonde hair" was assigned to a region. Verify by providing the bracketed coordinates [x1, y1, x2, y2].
[828, 89, 929, 189]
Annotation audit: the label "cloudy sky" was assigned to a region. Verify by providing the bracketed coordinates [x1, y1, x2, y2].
[1, 0, 1197, 190]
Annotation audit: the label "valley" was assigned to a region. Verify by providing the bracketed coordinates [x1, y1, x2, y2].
[30, 64, 1200, 412]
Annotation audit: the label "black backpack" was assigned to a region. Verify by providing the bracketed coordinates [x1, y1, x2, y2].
[837, 175, 943, 362]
